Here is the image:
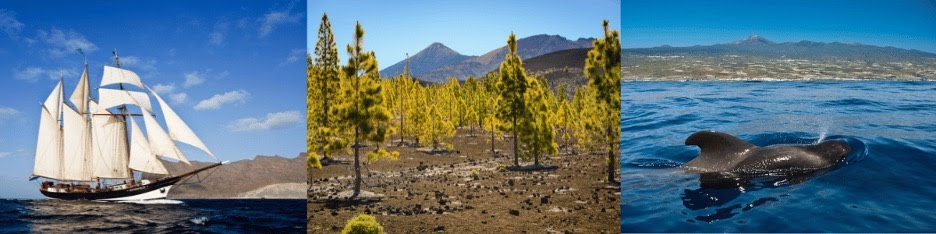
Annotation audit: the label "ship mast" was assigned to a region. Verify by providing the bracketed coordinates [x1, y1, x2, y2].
[78, 48, 98, 187]
[113, 49, 134, 184]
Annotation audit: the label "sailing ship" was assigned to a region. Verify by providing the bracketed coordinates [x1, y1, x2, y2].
[30, 52, 223, 201]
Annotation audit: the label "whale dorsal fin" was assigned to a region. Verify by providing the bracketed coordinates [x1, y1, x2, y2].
[684, 130, 757, 171]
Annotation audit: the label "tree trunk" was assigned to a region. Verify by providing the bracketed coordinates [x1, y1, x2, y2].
[513, 118, 519, 167]
[352, 128, 361, 198]
[398, 108, 404, 146]
[606, 126, 616, 184]
[490, 128, 495, 157]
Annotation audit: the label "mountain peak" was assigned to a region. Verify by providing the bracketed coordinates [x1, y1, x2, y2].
[423, 42, 456, 53]
[378, 42, 474, 79]
[427, 42, 448, 48]
[731, 34, 774, 45]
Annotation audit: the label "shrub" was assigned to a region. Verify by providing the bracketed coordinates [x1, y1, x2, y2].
[342, 213, 384, 234]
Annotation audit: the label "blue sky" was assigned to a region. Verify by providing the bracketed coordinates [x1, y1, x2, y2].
[0, 1, 306, 199]
[309, 0, 621, 70]
[622, 0, 936, 53]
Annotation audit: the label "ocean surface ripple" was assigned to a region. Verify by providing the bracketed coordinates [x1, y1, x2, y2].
[620, 81, 936, 232]
[0, 199, 306, 233]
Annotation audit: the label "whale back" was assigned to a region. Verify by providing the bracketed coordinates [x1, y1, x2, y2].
[684, 130, 757, 172]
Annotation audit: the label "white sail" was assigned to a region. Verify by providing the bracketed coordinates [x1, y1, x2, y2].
[62, 106, 94, 181]
[69, 66, 90, 114]
[147, 86, 217, 160]
[90, 100, 131, 179]
[100, 66, 144, 88]
[128, 117, 168, 175]
[43, 80, 63, 122]
[97, 88, 153, 113]
[32, 105, 63, 179]
[140, 107, 190, 164]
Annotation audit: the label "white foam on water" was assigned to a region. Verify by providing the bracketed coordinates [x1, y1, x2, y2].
[817, 126, 829, 143]
[190, 216, 209, 225]
[117, 199, 185, 205]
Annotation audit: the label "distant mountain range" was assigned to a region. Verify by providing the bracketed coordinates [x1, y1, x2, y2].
[625, 34, 936, 62]
[380, 34, 594, 82]
[146, 154, 307, 199]
[623, 35, 936, 80]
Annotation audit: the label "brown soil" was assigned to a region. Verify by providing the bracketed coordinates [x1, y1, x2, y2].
[308, 129, 620, 233]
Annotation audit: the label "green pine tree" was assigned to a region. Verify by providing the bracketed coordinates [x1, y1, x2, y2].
[309, 13, 346, 170]
[335, 22, 398, 198]
[520, 77, 558, 165]
[495, 33, 530, 167]
[584, 20, 621, 184]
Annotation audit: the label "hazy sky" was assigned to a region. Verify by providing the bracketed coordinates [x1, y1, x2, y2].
[0, 1, 306, 198]
[622, 0, 936, 53]
[309, 0, 622, 70]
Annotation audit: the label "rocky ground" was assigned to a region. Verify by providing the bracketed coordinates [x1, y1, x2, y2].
[308, 129, 620, 233]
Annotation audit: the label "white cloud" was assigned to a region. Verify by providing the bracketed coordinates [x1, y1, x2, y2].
[169, 92, 187, 105]
[0, 106, 20, 122]
[14, 67, 77, 82]
[209, 20, 229, 46]
[257, 9, 300, 38]
[183, 71, 205, 88]
[151, 83, 176, 94]
[35, 28, 97, 58]
[0, 149, 26, 158]
[119, 56, 158, 77]
[194, 89, 248, 110]
[152, 83, 187, 104]
[227, 111, 301, 132]
[0, 9, 24, 39]
[280, 48, 306, 66]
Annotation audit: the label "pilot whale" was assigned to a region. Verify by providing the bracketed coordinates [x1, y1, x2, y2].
[683, 130, 850, 173]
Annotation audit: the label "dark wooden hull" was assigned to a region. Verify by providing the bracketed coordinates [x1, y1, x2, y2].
[40, 176, 181, 201]
[39, 162, 223, 201]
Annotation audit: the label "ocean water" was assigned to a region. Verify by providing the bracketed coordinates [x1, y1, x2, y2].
[0, 199, 306, 233]
[620, 81, 936, 232]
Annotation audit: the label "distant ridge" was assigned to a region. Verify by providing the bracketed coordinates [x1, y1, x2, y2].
[623, 35, 936, 80]
[522, 48, 591, 89]
[149, 154, 307, 199]
[730, 34, 774, 45]
[626, 35, 936, 62]
[381, 34, 594, 83]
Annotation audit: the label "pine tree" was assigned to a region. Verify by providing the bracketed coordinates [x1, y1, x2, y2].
[335, 22, 398, 198]
[554, 83, 577, 152]
[309, 13, 346, 169]
[481, 72, 502, 156]
[308, 54, 322, 170]
[425, 85, 456, 151]
[584, 20, 621, 184]
[495, 33, 530, 167]
[572, 86, 601, 155]
[388, 54, 416, 146]
[520, 77, 558, 165]
[442, 77, 466, 129]
[463, 77, 483, 137]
